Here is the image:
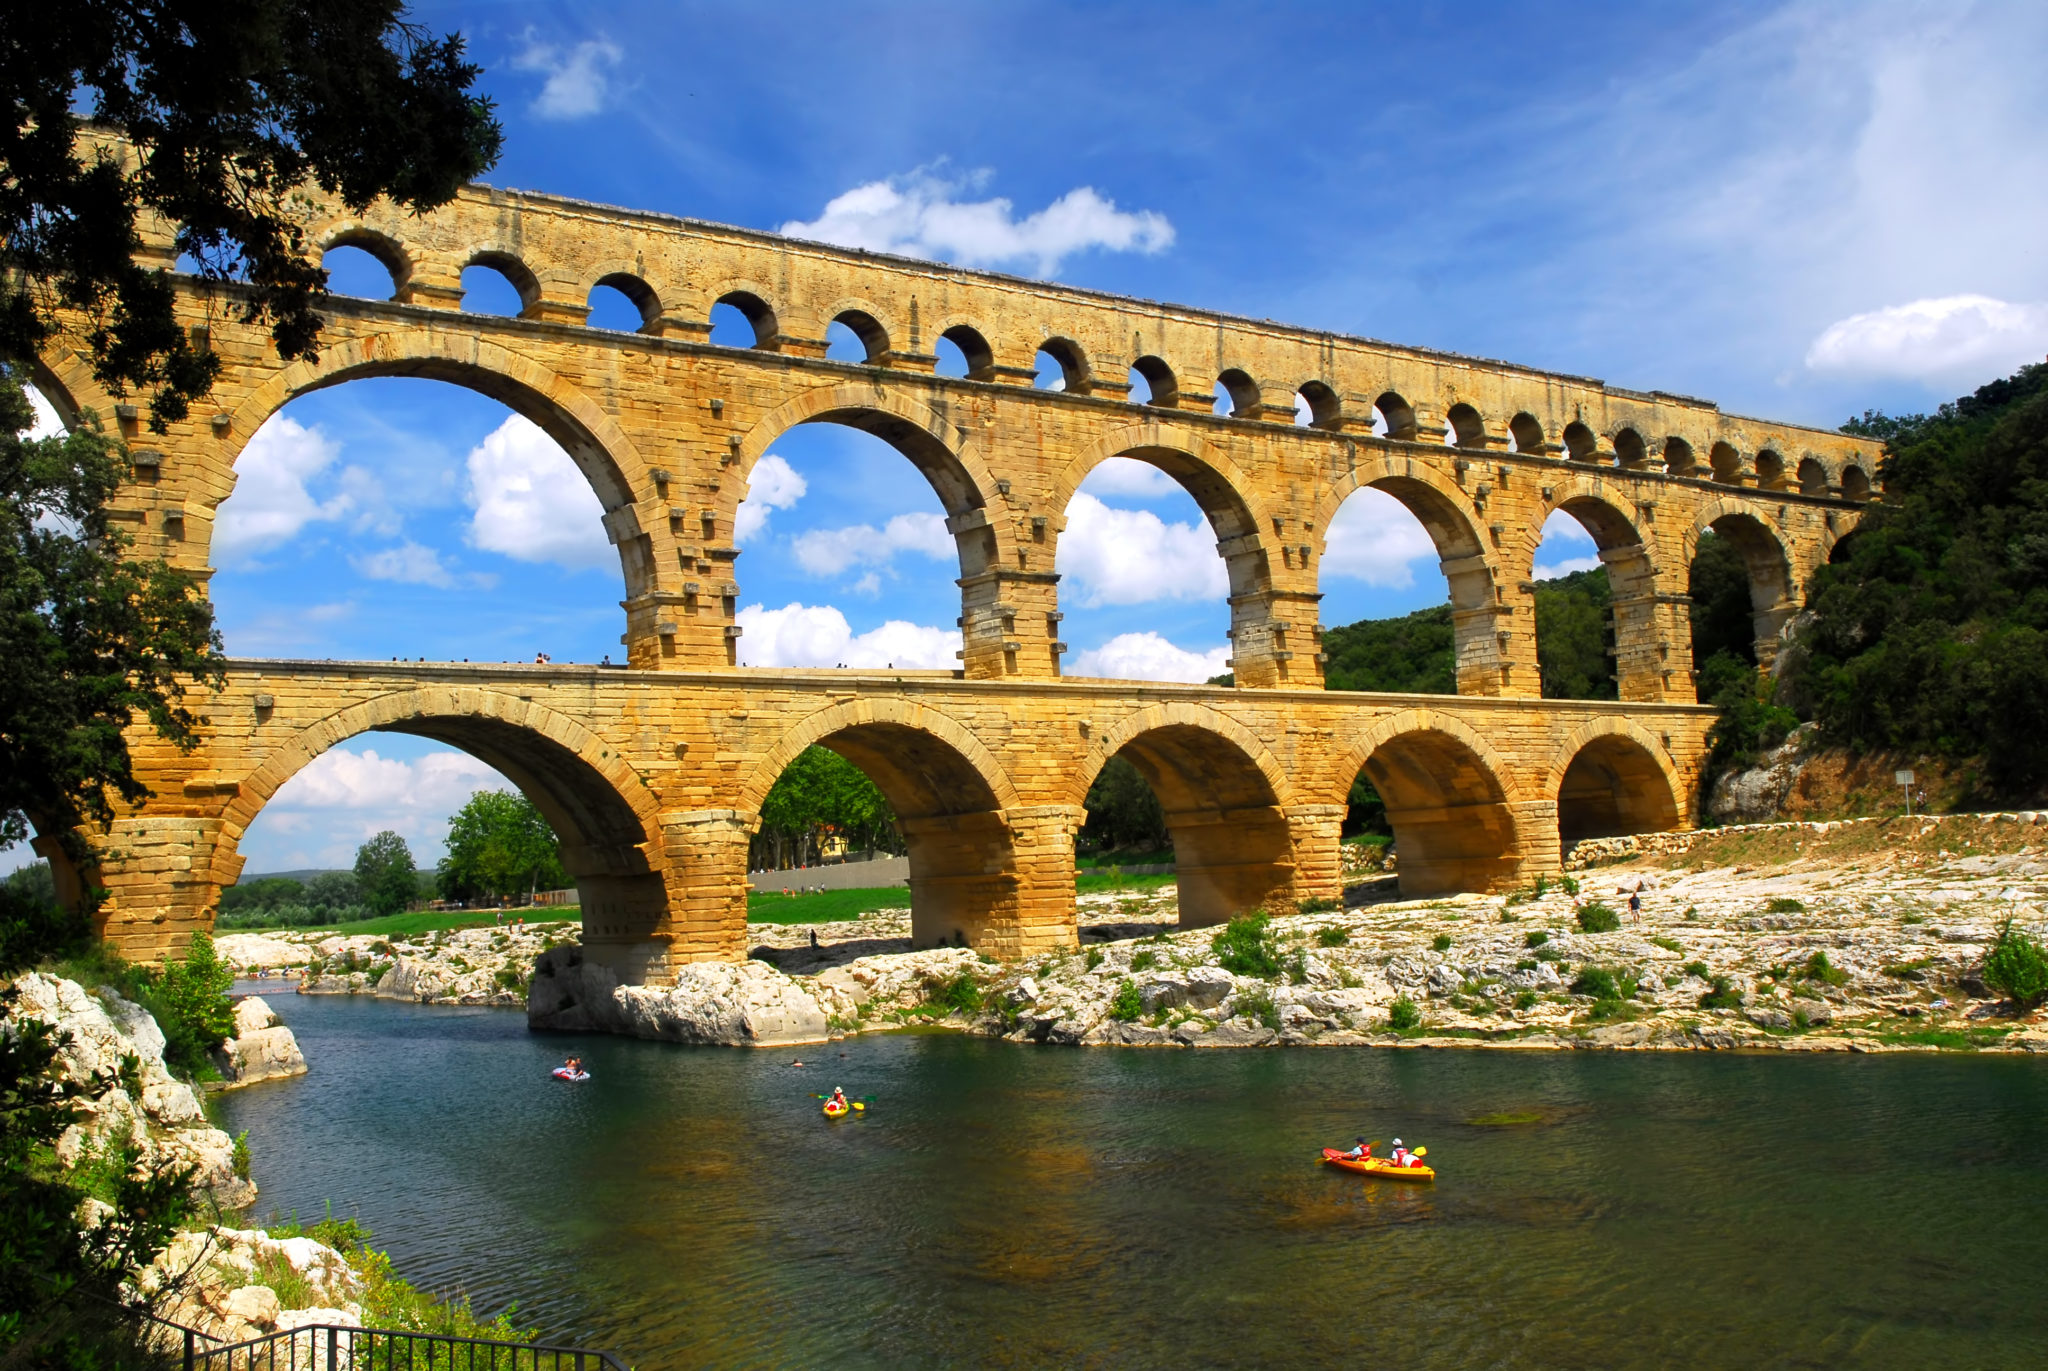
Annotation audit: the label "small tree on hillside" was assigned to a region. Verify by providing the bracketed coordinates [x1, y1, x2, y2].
[354, 830, 417, 916]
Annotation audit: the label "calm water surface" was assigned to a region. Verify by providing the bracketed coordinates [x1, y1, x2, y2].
[216, 990, 2048, 1369]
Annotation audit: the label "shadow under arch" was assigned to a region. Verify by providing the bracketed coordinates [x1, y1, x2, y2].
[1080, 703, 1296, 927]
[1051, 421, 1278, 682]
[1336, 711, 1522, 896]
[742, 698, 1027, 951]
[1315, 450, 1499, 694]
[1526, 478, 1662, 700]
[1685, 500, 1796, 673]
[217, 686, 671, 978]
[1549, 721, 1684, 846]
[222, 328, 656, 592]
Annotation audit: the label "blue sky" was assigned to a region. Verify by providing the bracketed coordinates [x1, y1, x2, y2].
[17, 0, 2048, 878]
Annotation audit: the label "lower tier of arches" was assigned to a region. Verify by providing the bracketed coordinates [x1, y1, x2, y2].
[73, 665, 1712, 984]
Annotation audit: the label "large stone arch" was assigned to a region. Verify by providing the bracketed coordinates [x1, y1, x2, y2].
[742, 697, 1026, 950]
[214, 685, 671, 974]
[1684, 497, 1799, 672]
[1078, 702, 1297, 926]
[221, 327, 656, 587]
[1524, 475, 1664, 701]
[1315, 448, 1501, 694]
[1547, 718, 1685, 845]
[1334, 709, 1524, 895]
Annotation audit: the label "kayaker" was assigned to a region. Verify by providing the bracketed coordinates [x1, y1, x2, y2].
[830, 1086, 848, 1110]
[1389, 1137, 1409, 1166]
[1342, 1137, 1370, 1161]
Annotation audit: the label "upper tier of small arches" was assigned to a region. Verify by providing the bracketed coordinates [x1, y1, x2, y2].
[304, 197, 1874, 501]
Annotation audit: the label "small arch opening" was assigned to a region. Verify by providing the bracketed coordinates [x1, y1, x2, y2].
[1557, 735, 1680, 845]
[828, 310, 890, 363]
[1297, 381, 1341, 430]
[1561, 422, 1598, 462]
[710, 291, 778, 349]
[320, 244, 402, 301]
[1612, 428, 1647, 469]
[1035, 339, 1089, 393]
[1796, 457, 1829, 496]
[1375, 392, 1418, 442]
[1214, 369, 1259, 417]
[1754, 449, 1786, 490]
[586, 273, 659, 333]
[1445, 403, 1485, 448]
[936, 325, 993, 380]
[1508, 412, 1546, 454]
[460, 253, 538, 317]
[1840, 465, 1871, 502]
[1663, 437, 1697, 475]
[1689, 514, 1792, 695]
[1709, 442, 1744, 484]
[1129, 355, 1178, 408]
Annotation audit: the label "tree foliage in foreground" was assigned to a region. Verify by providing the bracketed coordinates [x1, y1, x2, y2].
[1791, 364, 2048, 791]
[3, 1, 501, 427]
[438, 790, 567, 902]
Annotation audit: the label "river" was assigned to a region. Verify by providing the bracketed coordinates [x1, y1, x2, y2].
[216, 990, 2048, 1369]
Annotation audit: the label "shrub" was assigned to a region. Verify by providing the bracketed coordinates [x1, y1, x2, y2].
[1560, 876, 1579, 896]
[1524, 930, 1550, 949]
[1683, 960, 1711, 980]
[1513, 989, 1538, 1011]
[1284, 950, 1309, 985]
[1387, 997, 1421, 1030]
[1982, 918, 2048, 1007]
[1235, 988, 1282, 1031]
[1801, 950, 1848, 987]
[1881, 958, 1931, 980]
[1431, 933, 1453, 953]
[1766, 897, 1807, 914]
[1085, 947, 1104, 971]
[1570, 967, 1621, 1000]
[1131, 949, 1161, 972]
[1316, 926, 1349, 947]
[1498, 910, 1519, 923]
[1297, 895, 1340, 914]
[151, 931, 236, 1076]
[924, 971, 984, 1015]
[1211, 913, 1281, 979]
[1575, 903, 1620, 933]
[1109, 978, 1143, 1022]
[1650, 935, 1684, 954]
[492, 967, 526, 992]
[1698, 976, 1744, 1010]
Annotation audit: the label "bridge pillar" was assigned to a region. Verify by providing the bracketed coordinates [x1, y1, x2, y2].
[1002, 804, 1085, 957]
[1285, 804, 1348, 905]
[90, 814, 239, 965]
[648, 809, 755, 977]
[1168, 804, 1297, 927]
[1510, 800, 1563, 881]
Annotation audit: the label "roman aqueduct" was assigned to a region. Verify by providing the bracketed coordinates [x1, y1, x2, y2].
[31, 170, 1872, 982]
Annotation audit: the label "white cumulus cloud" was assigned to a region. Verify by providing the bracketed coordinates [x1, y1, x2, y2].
[1804, 294, 2048, 385]
[736, 602, 959, 669]
[1067, 632, 1230, 684]
[1080, 457, 1180, 498]
[1320, 488, 1442, 589]
[781, 165, 1173, 276]
[1532, 510, 1601, 580]
[242, 744, 514, 872]
[214, 414, 352, 566]
[1056, 492, 1226, 608]
[351, 541, 491, 590]
[791, 512, 954, 577]
[513, 37, 623, 120]
[465, 415, 613, 572]
[20, 385, 64, 438]
[733, 453, 807, 544]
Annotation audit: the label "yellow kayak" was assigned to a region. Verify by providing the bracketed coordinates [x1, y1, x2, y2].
[1322, 1148, 1435, 1181]
[823, 1100, 848, 1117]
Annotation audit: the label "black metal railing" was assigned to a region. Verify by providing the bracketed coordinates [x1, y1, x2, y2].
[183, 1324, 629, 1371]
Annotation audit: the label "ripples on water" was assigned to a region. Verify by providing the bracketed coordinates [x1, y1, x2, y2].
[217, 991, 2048, 1369]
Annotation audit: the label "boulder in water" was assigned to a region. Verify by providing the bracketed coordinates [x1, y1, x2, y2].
[528, 945, 830, 1046]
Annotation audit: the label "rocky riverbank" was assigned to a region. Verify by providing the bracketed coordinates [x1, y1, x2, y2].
[217, 921, 577, 1007]
[535, 814, 2048, 1053]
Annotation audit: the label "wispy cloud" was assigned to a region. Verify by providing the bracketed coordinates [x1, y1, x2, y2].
[733, 453, 807, 543]
[781, 164, 1173, 276]
[1805, 294, 2048, 385]
[791, 512, 953, 578]
[512, 36, 624, 120]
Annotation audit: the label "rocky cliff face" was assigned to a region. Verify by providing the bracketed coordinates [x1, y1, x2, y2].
[528, 945, 830, 1045]
[4, 973, 258, 1207]
[212, 996, 308, 1088]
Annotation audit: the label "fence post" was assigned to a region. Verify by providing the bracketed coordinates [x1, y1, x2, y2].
[183, 1327, 194, 1371]
[327, 1326, 338, 1371]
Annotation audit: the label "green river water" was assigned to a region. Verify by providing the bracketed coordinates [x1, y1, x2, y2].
[216, 991, 2048, 1369]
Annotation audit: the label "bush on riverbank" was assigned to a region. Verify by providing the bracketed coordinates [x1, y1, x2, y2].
[1575, 903, 1621, 933]
[268, 1213, 537, 1344]
[1981, 919, 2048, 1007]
[1212, 914, 1281, 979]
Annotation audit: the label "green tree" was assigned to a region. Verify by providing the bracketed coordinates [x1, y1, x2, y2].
[1689, 530, 1759, 672]
[3, 2, 501, 428]
[439, 790, 567, 902]
[1534, 567, 1617, 700]
[752, 746, 901, 870]
[1320, 604, 1457, 693]
[1792, 363, 2048, 791]
[354, 830, 417, 916]
[1080, 755, 1169, 856]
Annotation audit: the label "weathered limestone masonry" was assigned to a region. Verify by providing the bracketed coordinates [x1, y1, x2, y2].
[31, 149, 1867, 982]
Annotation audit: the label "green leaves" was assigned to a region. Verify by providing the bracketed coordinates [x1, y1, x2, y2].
[1982, 918, 2048, 1008]
[1533, 568, 1618, 701]
[753, 746, 901, 869]
[1211, 913, 1280, 980]
[438, 790, 565, 903]
[355, 830, 418, 916]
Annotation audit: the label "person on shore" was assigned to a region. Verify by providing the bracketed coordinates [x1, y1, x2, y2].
[1628, 889, 1642, 923]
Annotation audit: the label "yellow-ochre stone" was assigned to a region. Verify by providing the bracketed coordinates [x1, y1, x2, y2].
[36, 152, 1868, 984]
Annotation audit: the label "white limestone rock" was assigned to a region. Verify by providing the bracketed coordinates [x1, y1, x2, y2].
[212, 996, 309, 1089]
[528, 944, 830, 1046]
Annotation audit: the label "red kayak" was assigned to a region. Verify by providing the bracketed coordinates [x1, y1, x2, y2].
[1321, 1147, 1434, 1181]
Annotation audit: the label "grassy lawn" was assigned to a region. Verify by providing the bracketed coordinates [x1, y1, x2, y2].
[224, 908, 580, 940]
[1077, 871, 1176, 895]
[747, 887, 911, 924]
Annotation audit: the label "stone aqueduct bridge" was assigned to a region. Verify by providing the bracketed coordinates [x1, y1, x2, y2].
[38, 174, 1873, 981]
